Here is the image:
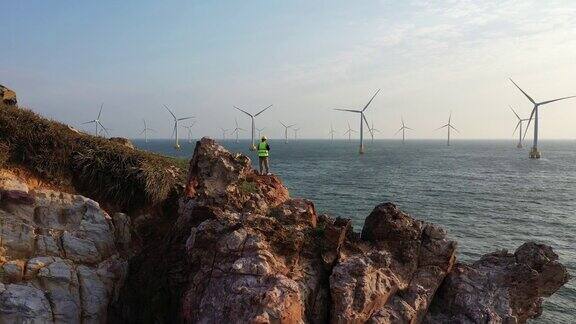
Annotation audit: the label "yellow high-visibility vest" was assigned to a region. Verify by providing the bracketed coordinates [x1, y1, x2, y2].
[258, 141, 269, 157]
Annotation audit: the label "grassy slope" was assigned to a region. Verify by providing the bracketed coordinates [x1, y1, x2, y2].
[0, 103, 187, 211]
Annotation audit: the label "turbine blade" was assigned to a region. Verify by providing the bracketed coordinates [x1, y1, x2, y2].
[164, 105, 176, 119]
[449, 125, 460, 133]
[509, 105, 521, 120]
[512, 120, 521, 135]
[98, 103, 103, 119]
[522, 107, 536, 141]
[539, 96, 576, 106]
[435, 124, 449, 131]
[405, 127, 414, 131]
[394, 127, 403, 135]
[362, 89, 381, 112]
[81, 120, 95, 125]
[254, 104, 273, 117]
[509, 78, 536, 104]
[362, 114, 372, 135]
[334, 108, 361, 113]
[98, 121, 110, 136]
[178, 117, 194, 121]
[234, 106, 253, 117]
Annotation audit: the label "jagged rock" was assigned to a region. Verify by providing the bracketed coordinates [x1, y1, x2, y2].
[0, 283, 52, 323]
[0, 171, 129, 323]
[109, 137, 135, 149]
[425, 242, 570, 324]
[110, 137, 568, 324]
[0, 85, 17, 106]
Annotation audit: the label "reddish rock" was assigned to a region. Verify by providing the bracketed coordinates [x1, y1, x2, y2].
[425, 242, 570, 324]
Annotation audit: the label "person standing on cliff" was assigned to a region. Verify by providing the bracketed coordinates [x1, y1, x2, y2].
[257, 136, 271, 175]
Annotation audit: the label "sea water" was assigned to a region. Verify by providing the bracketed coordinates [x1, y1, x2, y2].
[134, 138, 575, 323]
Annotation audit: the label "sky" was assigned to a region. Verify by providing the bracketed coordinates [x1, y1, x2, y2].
[1, 0, 576, 140]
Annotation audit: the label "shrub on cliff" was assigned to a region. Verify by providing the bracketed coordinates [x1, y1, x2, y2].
[0, 103, 186, 210]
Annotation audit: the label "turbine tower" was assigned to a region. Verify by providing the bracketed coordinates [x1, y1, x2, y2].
[280, 121, 295, 144]
[140, 119, 156, 143]
[182, 121, 196, 144]
[328, 124, 336, 142]
[395, 117, 413, 144]
[164, 105, 194, 150]
[435, 112, 458, 146]
[343, 123, 357, 142]
[82, 103, 109, 137]
[368, 121, 380, 143]
[257, 127, 265, 139]
[220, 127, 229, 141]
[509, 78, 576, 158]
[334, 89, 380, 154]
[234, 105, 273, 150]
[231, 118, 245, 143]
[510, 106, 530, 149]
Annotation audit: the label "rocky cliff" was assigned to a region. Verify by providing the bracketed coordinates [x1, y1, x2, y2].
[108, 138, 569, 324]
[0, 93, 570, 323]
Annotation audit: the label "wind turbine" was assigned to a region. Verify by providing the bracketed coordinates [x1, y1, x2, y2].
[140, 119, 156, 143]
[280, 121, 295, 144]
[395, 117, 413, 144]
[435, 112, 458, 146]
[328, 124, 336, 142]
[82, 103, 109, 137]
[164, 105, 194, 150]
[509, 78, 576, 158]
[257, 127, 265, 139]
[293, 128, 300, 140]
[182, 121, 197, 144]
[510, 106, 530, 149]
[334, 89, 380, 154]
[220, 127, 229, 141]
[368, 121, 380, 143]
[343, 123, 357, 142]
[231, 118, 245, 143]
[234, 105, 273, 150]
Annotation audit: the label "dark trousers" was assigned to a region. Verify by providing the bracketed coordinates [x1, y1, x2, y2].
[259, 157, 269, 174]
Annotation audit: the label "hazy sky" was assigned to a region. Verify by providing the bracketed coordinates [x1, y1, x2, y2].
[2, 0, 576, 139]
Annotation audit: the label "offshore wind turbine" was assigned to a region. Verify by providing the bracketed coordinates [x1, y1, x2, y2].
[328, 124, 336, 142]
[293, 128, 300, 140]
[140, 119, 156, 143]
[435, 112, 458, 146]
[395, 117, 413, 143]
[343, 123, 357, 142]
[182, 121, 196, 144]
[334, 89, 380, 154]
[510, 106, 530, 149]
[234, 105, 273, 150]
[368, 121, 380, 143]
[257, 127, 265, 138]
[231, 118, 245, 143]
[280, 121, 295, 144]
[164, 105, 194, 150]
[82, 103, 109, 137]
[509, 78, 576, 158]
[220, 127, 229, 141]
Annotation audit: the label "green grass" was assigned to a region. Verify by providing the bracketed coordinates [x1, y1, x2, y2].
[0, 103, 187, 211]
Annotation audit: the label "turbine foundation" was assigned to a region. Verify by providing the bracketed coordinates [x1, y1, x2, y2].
[517, 143, 523, 149]
[529, 147, 541, 159]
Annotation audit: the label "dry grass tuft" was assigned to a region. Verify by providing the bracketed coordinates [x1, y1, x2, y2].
[0, 103, 187, 210]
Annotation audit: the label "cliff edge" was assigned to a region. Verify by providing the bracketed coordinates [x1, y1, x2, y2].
[109, 138, 569, 323]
